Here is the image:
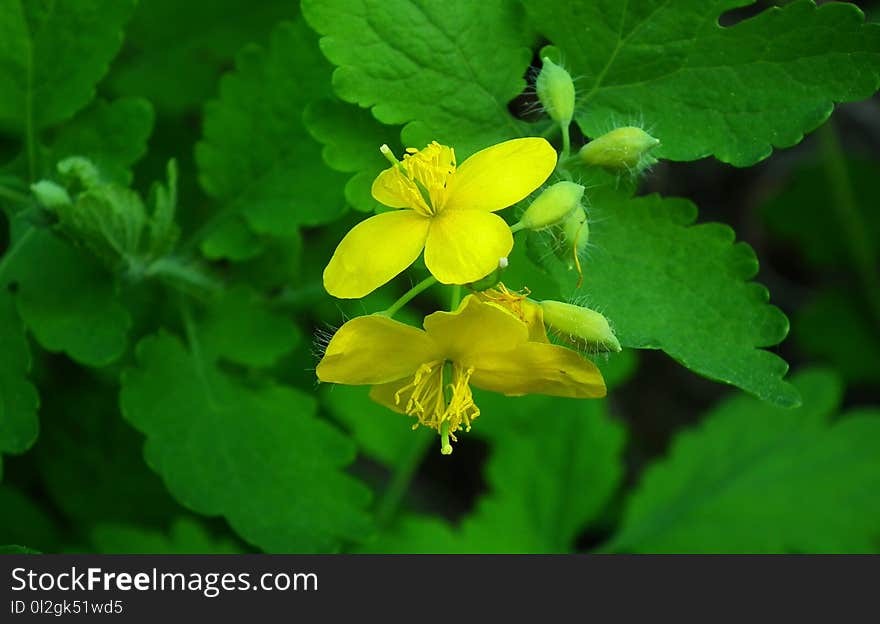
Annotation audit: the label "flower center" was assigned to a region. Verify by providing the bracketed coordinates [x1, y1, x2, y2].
[477, 283, 532, 322]
[386, 142, 456, 217]
[393, 359, 480, 454]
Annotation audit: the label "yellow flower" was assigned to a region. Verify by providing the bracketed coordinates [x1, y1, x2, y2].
[323, 138, 557, 299]
[317, 295, 606, 453]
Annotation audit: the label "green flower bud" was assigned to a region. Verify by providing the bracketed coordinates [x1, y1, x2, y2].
[536, 57, 575, 126]
[519, 181, 584, 231]
[539, 300, 621, 353]
[579, 126, 660, 172]
[30, 180, 71, 208]
[57, 156, 102, 190]
[58, 185, 148, 270]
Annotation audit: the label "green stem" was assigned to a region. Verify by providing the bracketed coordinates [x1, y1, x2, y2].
[509, 221, 526, 234]
[24, 38, 36, 182]
[380, 275, 437, 318]
[372, 274, 462, 528]
[0, 185, 31, 205]
[560, 122, 572, 161]
[818, 122, 880, 324]
[374, 430, 434, 528]
[449, 284, 462, 310]
[144, 256, 224, 296]
[0, 226, 35, 282]
[178, 293, 218, 406]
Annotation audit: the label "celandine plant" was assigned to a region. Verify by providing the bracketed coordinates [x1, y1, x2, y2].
[317, 133, 615, 454]
[1, 0, 879, 555]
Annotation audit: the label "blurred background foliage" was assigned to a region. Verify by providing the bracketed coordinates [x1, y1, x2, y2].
[0, 0, 879, 553]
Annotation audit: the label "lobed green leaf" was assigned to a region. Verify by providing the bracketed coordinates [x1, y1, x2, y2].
[606, 369, 880, 553]
[0, 291, 38, 480]
[120, 331, 372, 552]
[524, 0, 880, 166]
[527, 191, 799, 406]
[106, 0, 294, 115]
[91, 517, 242, 554]
[1, 227, 131, 366]
[362, 394, 626, 553]
[0, 0, 136, 132]
[196, 19, 348, 259]
[302, 0, 533, 158]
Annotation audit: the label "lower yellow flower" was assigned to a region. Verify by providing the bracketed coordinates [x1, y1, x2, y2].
[317, 295, 606, 454]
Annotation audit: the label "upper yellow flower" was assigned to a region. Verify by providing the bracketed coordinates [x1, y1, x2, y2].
[316, 295, 606, 453]
[323, 137, 557, 299]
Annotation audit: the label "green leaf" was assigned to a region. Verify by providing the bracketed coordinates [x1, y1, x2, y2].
[0, 0, 137, 132]
[0, 485, 60, 552]
[120, 331, 372, 552]
[322, 384, 427, 469]
[363, 394, 626, 553]
[200, 286, 301, 368]
[464, 393, 626, 552]
[0, 290, 39, 479]
[525, 0, 880, 166]
[762, 158, 880, 270]
[0, 544, 39, 554]
[606, 368, 880, 553]
[529, 191, 799, 406]
[47, 98, 154, 185]
[303, 98, 400, 212]
[91, 517, 242, 554]
[200, 216, 264, 262]
[760, 153, 880, 386]
[302, 0, 533, 158]
[1, 227, 131, 366]
[794, 289, 880, 386]
[106, 0, 294, 115]
[196, 19, 348, 249]
[35, 376, 179, 527]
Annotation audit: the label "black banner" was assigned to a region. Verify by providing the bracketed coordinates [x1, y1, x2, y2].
[1, 554, 877, 621]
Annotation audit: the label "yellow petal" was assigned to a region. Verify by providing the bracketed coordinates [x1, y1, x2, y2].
[468, 342, 606, 398]
[423, 295, 527, 363]
[317, 316, 440, 385]
[521, 299, 550, 343]
[323, 210, 430, 299]
[444, 137, 557, 212]
[369, 378, 411, 414]
[371, 167, 415, 209]
[423, 209, 513, 284]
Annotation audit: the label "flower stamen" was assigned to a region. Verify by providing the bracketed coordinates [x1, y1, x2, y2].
[477, 283, 532, 322]
[380, 142, 456, 217]
[393, 359, 480, 454]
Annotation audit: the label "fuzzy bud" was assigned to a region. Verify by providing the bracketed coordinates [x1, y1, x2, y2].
[579, 126, 660, 172]
[536, 57, 575, 126]
[30, 180, 71, 208]
[539, 300, 621, 353]
[519, 181, 584, 231]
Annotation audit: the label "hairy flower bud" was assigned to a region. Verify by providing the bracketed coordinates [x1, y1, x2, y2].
[539, 300, 621, 353]
[579, 126, 660, 172]
[57, 156, 102, 190]
[536, 57, 575, 126]
[30, 180, 71, 208]
[519, 181, 584, 231]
